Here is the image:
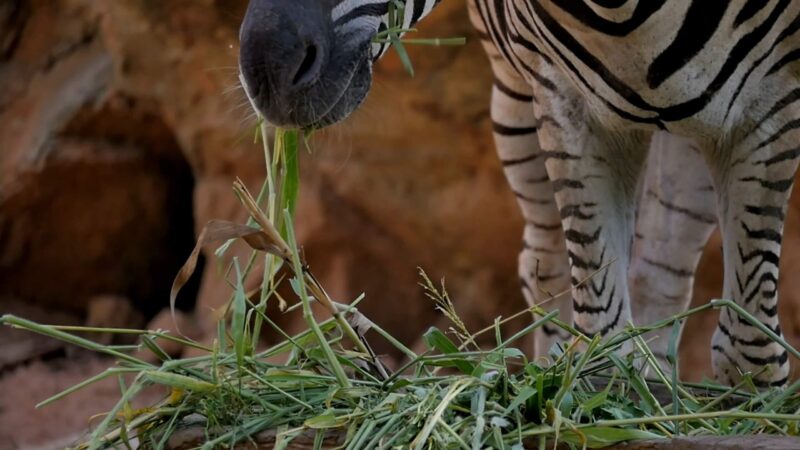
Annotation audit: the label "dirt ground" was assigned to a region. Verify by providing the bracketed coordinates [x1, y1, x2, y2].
[0, 356, 164, 450]
[0, 300, 165, 450]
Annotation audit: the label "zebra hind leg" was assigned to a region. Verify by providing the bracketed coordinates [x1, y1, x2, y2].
[629, 132, 717, 372]
[709, 117, 798, 387]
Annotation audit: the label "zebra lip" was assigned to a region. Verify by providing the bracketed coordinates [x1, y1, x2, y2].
[241, 38, 371, 129]
[311, 59, 366, 124]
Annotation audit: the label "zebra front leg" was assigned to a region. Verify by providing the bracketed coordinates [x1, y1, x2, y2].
[490, 75, 572, 359]
[629, 132, 717, 370]
[536, 102, 650, 344]
[709, 131, 797, 388]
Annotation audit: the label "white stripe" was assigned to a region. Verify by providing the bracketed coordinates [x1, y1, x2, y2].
[402, 0, 415, 29]
[421, 0, 436, 21]
[335, 15, 382, 35]
[332, 0, 388, 22]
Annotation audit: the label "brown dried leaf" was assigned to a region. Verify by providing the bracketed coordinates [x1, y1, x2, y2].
[169, 220, 289, 333]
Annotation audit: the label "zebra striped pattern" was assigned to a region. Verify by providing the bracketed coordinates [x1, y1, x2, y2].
[466, 0, 798, 386]
[323, 0, 798, 386]
[330, 0, 443, 58]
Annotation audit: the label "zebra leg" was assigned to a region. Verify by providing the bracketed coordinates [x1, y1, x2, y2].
[709, 123, 797, 387]
[629, 132, 717, 369]
[490, 75, 572, 359]
[470, 2, 571, 360]
[535, 92, 650, 342]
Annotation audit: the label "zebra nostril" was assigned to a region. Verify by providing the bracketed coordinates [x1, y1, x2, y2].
[291, 43, 321, 88]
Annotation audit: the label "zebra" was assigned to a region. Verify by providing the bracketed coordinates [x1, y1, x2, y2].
[238, 0, 797, 387]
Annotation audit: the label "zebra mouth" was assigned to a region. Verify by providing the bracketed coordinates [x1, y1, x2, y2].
[239, 36, 374, 130]
[303, 55, 373, 129]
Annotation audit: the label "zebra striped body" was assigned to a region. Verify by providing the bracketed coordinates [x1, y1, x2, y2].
[469, 0, 797, 386]
[239, 0, 798, 386]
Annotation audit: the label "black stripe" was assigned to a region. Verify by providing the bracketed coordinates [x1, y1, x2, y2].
[541, 323, 565, 337]
[573, 284, 615, 314]
[526, 1, 662, 123]
[533, 271, 564, 282]
[502, 153, 540, 166]
[741, 349, 788, 366]
[494, 77, 534, 102]
[755, 146, 800, 166]
[550, 0, 666, 36]
[760, 303, 778, 316]
[589, 269, 610, 296]
[752, 118, 800, 151]
[598, 299, 625, 337]
[718, 322, 773, 346]
[514, 190, 553, 204]
[744, 205, 785, 220]
[526, 174, 550, 184]
[564, 228, 601, 245]
[479, 0, 526, 76]
[568, 248, 605, 270]
[741, 222, 782, 244]
[723, 7, 800, 122]
[754, 88, 800, 130]
[642, 257, 693, 278]
[712, 344, 738, 366]
[541, 150, 581, 161]
[530, 0, 792, 122]
[754, 375, 788, 388]
[649, 190, 716, 224]
[767, 48, 800, 75]
[590, 0, 628, 8]
[734, 0, 768, 27]
[528, 220, 562, 231]
[493, 121, 537, 136]
[742, 272, 778, 305]
[552, 178, 585, 192]
[410, 0, 427, 26]
[560, 204, 596, 220]
[739, 176, 794, 192]
[531, 246, 563, 255]
[647, 0, 730, 89]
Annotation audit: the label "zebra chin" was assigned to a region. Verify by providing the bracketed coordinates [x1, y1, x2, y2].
[238, 0, 379, 129]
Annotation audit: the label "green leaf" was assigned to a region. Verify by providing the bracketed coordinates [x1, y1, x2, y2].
[143, 371, 216, 393]
[305, 411, 350, 429]
[668, 319, 682, 423]
[505, 386, 537, 414]
[609, 353, 658, 415]
[559, 391, 574, 417]
[140, 335, 170, 362]
[280, 129, 300, 223]
[582, 390, 607, 414]
[423, 327, 475, 375]
[232, 258, 248, 370]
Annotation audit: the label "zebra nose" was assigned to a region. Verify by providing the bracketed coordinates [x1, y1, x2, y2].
[239, 1, 329, 95]
[290, 41, 323, 89]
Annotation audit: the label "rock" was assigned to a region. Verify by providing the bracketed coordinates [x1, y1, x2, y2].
[84, 295, 144, 345]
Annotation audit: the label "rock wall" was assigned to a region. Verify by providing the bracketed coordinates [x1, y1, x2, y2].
[1, 0, 799, 381]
